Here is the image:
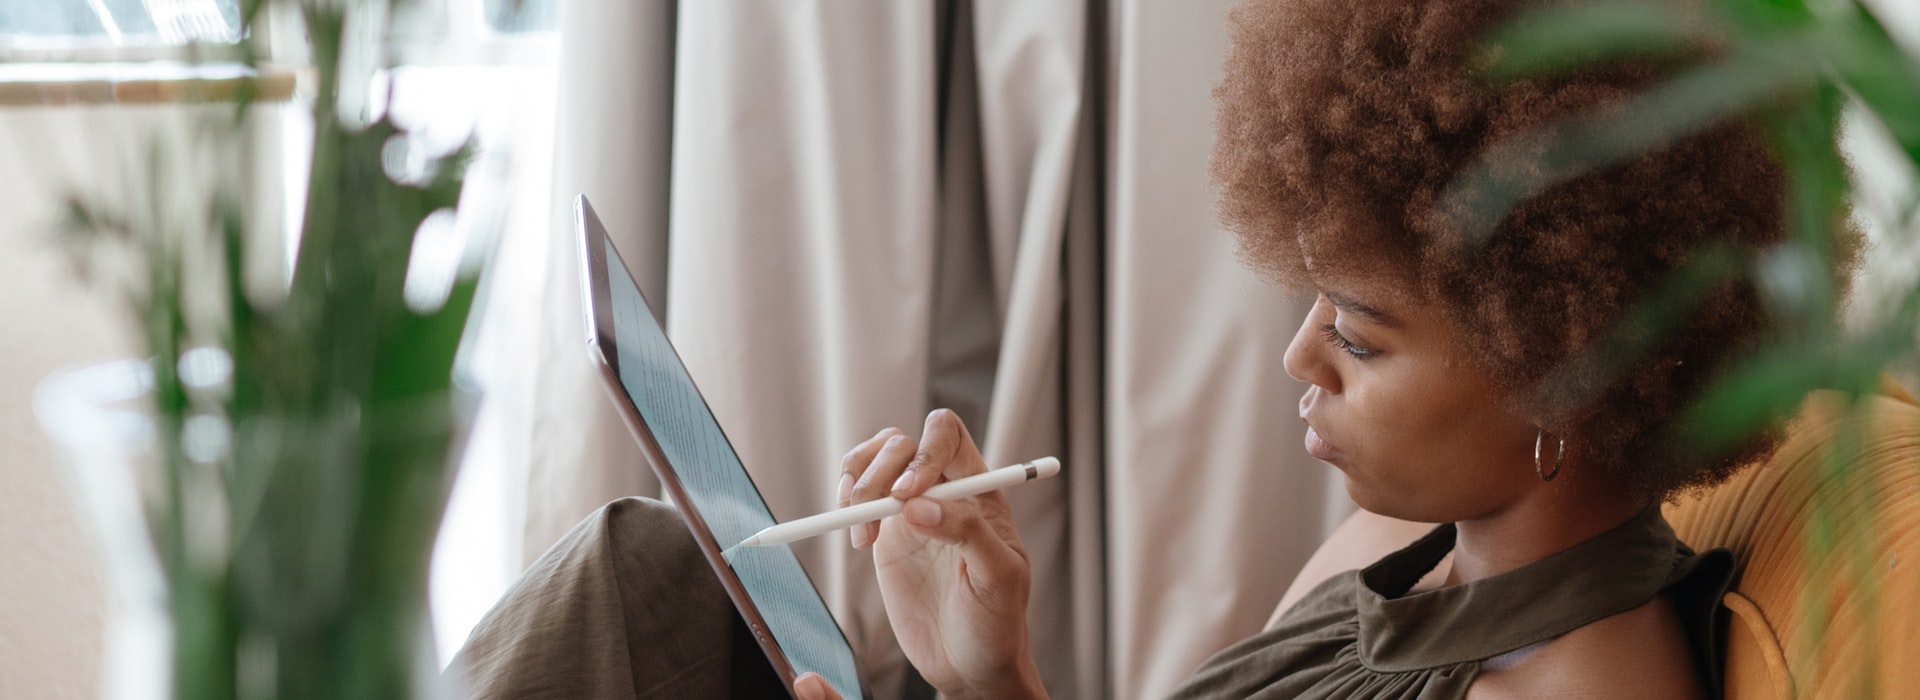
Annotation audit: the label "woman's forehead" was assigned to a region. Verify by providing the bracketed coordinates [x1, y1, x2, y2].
[1322, 289, 1406, 328]
[1295, 208, 1426, 300]
[1304, 264, 1425, 317]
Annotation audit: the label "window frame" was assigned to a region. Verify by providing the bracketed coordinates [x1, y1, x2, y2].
[0, 0, 556, 68]
[0, 0, 261, 63]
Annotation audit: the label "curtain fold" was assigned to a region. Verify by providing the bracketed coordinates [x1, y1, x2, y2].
[1061, 6, 1112, 695]
[964, 1, 1088, 698]
[526, 0, 678, 556]
[667, 2, 940, 695]
[527, 2, 1349, 697]
[1103, 2, 1351, 694]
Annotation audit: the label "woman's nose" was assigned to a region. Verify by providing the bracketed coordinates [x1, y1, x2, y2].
[1283, 304, 1340, 394]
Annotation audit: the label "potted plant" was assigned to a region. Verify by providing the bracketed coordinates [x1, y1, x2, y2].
[38, 1, 485, 698]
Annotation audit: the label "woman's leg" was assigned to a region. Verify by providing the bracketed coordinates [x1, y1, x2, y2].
[447, 497, 784, 699]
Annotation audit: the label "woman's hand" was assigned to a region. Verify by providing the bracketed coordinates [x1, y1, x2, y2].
[836, 409, 1047, 699]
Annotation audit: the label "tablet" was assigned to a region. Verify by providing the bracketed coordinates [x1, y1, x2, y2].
[573, 195, 869, 698]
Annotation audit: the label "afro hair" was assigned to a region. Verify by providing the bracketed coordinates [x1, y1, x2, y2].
[1213, 0, 1861, 501]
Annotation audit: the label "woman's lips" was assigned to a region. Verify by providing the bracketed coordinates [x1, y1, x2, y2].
[1304, 425, 1346, 462]
[1299, 388, 1345, 461]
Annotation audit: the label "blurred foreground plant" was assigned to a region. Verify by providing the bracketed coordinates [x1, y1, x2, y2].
[55, 1, 484, 698]
[1461, 0, 1918, 421]
[1461, 0, 1920, 695]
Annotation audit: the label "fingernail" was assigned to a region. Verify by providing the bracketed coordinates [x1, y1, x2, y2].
[836, 473, 853, 505]
[891, 470, 916, 493]
[904, 498, 942, 528]
[795, 673, 825, 700]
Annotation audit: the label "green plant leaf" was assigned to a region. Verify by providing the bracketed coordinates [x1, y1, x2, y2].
[1829, 4, 1920, 167]
[1444, 36, 1823, 246]
[1535, 244, 1746, 411]
[1480, 1, 1702, 82]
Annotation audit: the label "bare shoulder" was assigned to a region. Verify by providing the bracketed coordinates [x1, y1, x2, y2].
[1268, 509, 1440, 628]
[1465, 594, 1704, 700]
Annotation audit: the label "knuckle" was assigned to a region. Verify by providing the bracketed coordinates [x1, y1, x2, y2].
[951, 502, 989, 532]
[839, 451, 866, 477]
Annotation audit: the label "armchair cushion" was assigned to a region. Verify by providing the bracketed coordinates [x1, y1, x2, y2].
[1664, 376, 1920, 699]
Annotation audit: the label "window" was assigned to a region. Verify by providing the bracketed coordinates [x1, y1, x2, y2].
[484, 0, 552, 34]
[0, 0, 243, 47]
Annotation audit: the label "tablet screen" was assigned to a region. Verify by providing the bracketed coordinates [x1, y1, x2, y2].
[599, 235, 866, 698]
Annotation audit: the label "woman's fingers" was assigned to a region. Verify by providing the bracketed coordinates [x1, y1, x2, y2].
[793, 673, 843, 700]
[892, 409, 986, 498]
[851, 433, 918, 504]
[841, 427, 904, 549]
[896, 409, 1022, 539]
[846, 430, 916, 549]
[843, 409, 997, 550]
[838, 427, 903, 508]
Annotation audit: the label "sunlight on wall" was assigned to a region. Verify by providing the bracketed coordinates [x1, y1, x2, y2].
[380, 64, 557, 667]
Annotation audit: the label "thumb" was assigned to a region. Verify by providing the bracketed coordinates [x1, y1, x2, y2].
[794, 672, 843, 700]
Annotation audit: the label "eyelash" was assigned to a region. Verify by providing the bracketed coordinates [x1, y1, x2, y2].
[1321, 323, 1378, 361]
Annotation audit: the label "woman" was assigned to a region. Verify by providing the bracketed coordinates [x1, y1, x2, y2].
[450, 0, 1853, 697]
[792, 0, 1854, 697]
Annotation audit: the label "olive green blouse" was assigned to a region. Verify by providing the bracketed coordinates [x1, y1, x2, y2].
[1170, 507, 1734, 699]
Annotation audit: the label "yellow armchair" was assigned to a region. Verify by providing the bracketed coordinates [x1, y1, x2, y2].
[1665, 377, 1920, 699]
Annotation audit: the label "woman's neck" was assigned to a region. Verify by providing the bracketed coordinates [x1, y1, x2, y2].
[1444, 471, 1645, 586]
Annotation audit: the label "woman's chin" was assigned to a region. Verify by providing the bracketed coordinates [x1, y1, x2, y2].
[1342, 478, 1434, 523]
[1341, 476, 1383, 512]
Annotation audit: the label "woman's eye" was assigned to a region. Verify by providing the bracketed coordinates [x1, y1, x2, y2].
[1320, 323, 1378, 360]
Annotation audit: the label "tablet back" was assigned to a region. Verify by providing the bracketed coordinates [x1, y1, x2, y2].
[575, 195, 867, 698]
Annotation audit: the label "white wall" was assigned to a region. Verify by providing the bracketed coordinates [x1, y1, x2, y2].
[1851, 0, 1920, 388]
[0, 106, 144, 700]
[0, 102, 291, 699]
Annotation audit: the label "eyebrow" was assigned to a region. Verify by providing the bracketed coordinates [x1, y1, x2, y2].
[1324, 292, 1405, 328]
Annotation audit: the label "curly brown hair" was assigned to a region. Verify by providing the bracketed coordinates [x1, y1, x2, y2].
[1213, 0, 1855, 501]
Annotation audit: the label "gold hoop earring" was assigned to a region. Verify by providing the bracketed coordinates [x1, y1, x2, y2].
[1534, 430, 1564, 481]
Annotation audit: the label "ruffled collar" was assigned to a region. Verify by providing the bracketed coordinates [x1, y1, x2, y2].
[1353, 507, 1682, 671]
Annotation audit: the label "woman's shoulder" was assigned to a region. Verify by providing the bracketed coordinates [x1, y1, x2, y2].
[1465, 593, 1705, 700]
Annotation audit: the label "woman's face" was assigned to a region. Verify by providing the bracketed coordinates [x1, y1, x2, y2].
[1283, 276, 1543, 523]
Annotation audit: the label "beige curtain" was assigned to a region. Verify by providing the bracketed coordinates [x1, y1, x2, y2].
[526, 0, 676, 550]
[1103, 3, 1354, 693]
[525, 1, 1352, 697]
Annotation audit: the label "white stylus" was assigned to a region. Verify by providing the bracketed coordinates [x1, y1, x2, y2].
[735, 457, 1061, 548]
